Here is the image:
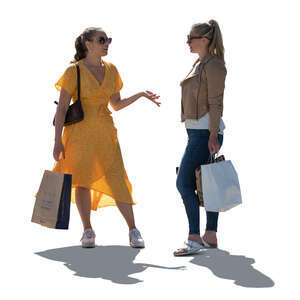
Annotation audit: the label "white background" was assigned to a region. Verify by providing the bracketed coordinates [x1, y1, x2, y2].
[1, 0, 300, 298]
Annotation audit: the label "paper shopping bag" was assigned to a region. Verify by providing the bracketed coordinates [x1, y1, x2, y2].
[177, 165, 204, 206]
[195, 155, 225, 207]
[31, 170, 72, 229]
[201, 158, 242, 212]
[195, 167, 205, 207]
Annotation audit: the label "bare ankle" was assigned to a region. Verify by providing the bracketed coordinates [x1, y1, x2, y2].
[188, 234, 203, 243]
[84, 225, 92, 231]
[204, 230, 217, 236]
[129, 226, 136, 231]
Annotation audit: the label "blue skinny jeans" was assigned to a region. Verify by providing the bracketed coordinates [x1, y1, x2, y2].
[176, 129, 224, 235]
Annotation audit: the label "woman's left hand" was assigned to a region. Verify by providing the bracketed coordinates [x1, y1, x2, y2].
[142, 90, 161, 107]
[208, 134, 220, 155]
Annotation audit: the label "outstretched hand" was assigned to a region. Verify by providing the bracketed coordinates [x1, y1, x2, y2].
[142, 90, 161, 107]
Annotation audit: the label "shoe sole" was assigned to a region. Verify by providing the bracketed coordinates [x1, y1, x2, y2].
[201, 238, 218, 248]
[82, 242, 95, 248]
[173, 249, 203, 256]
[130, 242, 145, 248]
[203, 244, 218, 249]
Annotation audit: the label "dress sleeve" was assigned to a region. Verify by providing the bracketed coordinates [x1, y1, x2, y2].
[55, 64, 77, 96]
[112, 64, 123, 94]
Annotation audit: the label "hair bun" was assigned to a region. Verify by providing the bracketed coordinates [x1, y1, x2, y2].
[208, 19, 216, 28]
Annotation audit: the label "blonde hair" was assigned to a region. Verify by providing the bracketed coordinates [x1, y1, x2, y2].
[192, 19, 225, 62]
[183, 20, 225, 78]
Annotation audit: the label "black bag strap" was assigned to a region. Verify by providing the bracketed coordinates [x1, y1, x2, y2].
[75, 63, 81, 101]
[54, 63, 81, 105]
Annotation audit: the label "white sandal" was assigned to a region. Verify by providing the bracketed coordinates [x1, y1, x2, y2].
[173, 240, 205, 256]
[201, 236, 218, 248]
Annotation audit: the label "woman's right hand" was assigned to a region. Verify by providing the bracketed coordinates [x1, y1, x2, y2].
[142, 90, 161, 107]
[53, 140, 65, 161]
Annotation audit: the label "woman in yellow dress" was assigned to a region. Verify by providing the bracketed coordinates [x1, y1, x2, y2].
[52, 27, 161, 248]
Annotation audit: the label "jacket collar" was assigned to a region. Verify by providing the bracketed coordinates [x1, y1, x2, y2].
[180, 54, 214, 85]
[200, 53, 213, 64]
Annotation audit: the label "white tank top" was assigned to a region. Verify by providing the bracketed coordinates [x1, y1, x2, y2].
[184, 113, 225, 134]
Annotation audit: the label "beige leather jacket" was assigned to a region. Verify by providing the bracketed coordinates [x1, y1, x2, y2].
[180, 54, 227, 132]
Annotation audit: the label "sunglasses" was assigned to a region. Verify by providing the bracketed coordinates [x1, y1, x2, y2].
[96, 37, 112, 45]
[187, 34, 204, 42]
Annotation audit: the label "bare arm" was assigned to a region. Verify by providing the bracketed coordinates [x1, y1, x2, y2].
[53, 88, 72, 161]
[54, 88, 72, 142]
[109, 90, 160, 111]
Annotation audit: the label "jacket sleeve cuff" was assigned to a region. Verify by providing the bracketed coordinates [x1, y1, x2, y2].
[208, 107, 222, 133]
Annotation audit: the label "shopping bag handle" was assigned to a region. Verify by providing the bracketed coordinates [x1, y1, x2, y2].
[208, 151, 219, 163]
[53, 159, 63, 173]
[207, 151, 226, 164]
[208, 150, 223, 163]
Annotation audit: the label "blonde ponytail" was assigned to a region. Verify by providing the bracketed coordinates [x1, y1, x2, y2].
[191, 19, 225, 62]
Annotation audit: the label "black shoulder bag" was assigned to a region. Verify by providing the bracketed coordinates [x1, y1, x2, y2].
[52, 64, 84, 126]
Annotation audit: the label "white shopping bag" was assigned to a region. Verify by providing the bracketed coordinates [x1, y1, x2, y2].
[201, 157, 242, 212]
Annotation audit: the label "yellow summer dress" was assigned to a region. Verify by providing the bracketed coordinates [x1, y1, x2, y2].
[35, 59, 135, 210]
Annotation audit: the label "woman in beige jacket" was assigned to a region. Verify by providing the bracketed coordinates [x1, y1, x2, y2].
[174, 20, 227, 256]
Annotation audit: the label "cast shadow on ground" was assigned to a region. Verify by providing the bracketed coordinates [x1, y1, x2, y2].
[35, 245, 185, 284]
[184, 248, 274, 288]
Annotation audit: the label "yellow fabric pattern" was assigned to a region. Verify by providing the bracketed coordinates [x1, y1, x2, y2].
[35, 59, 135, 210]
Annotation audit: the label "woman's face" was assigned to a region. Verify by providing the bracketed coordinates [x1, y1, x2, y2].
[187, 29, 204, 53]
[86, 31, 112, 58]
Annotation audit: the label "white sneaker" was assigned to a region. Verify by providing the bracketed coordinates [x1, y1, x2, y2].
[80, 228, 96, 248]
[129, 228, 145, 248]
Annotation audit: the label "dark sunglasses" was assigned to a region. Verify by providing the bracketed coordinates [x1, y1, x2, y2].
[187, 34, 204, 42]
[96, 37, 112, 45]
